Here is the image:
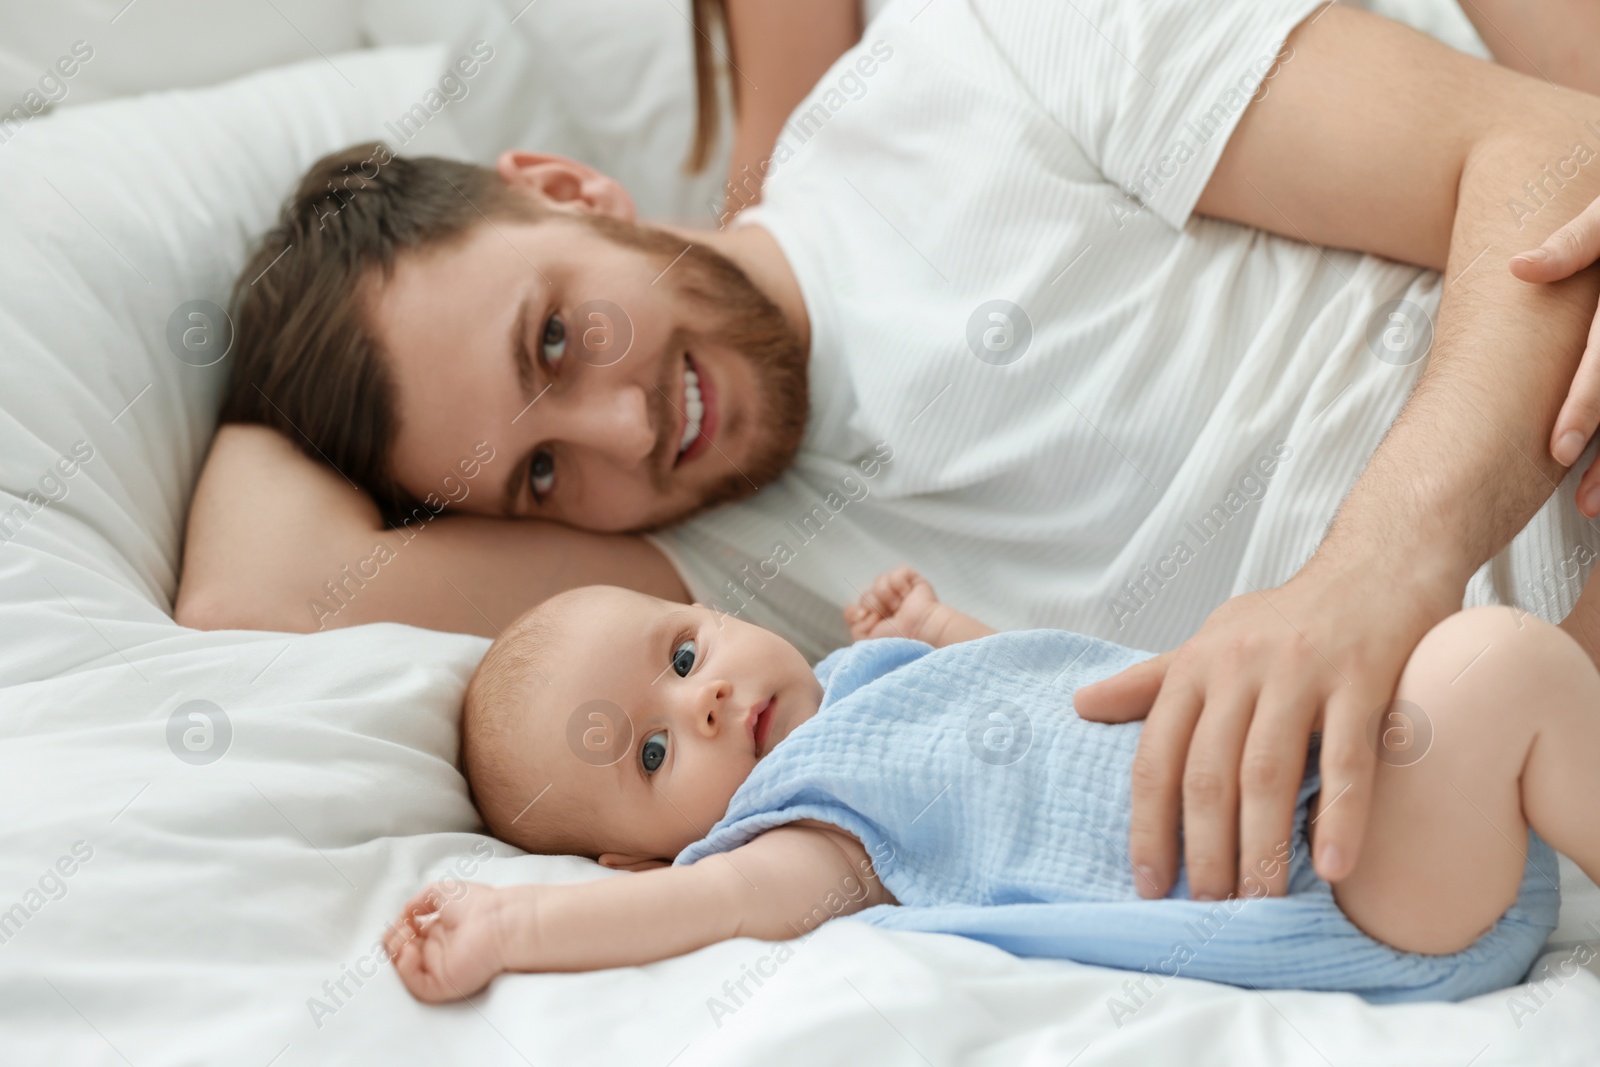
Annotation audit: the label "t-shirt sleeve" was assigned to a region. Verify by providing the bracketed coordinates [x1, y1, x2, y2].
[970, 0, 1325, 230]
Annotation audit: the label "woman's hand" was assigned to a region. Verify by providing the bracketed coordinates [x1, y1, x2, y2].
[1512, 195, 1600, 512]
[386, 882, 519, 1003]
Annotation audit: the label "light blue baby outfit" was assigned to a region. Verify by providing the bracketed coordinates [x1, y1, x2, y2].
[675, 631, 1560, 1003]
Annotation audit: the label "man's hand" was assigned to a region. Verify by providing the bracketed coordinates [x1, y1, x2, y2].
[386, 882, 519, 1003]
[1077, 562, 1457, 901]
[1093, 4, 1600, 903]
[1512, 195, 1600, 512]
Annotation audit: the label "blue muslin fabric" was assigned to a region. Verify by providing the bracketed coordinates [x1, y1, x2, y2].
[675, 631, 1558, 1002]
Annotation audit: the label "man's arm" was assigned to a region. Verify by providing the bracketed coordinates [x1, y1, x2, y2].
[175, 425, 688, 636]
[1077, 4, 1600, 900]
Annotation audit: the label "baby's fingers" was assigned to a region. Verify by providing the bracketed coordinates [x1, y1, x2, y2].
[393, 929, 460, 1003]
[867, 571, 900, 611]
[398, 884, 451, 935]
[867, 566, 917, 612]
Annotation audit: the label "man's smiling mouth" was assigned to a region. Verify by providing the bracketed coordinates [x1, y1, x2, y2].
[675, 352, 717, 466]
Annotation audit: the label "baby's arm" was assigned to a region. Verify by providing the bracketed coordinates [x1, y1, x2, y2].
[845, 566, 996, 648]
[387, 823, 889, 1002]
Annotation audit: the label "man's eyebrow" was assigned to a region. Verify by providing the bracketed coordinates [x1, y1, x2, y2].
[511, 294, 536, 404]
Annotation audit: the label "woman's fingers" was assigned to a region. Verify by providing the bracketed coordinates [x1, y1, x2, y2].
[1511, 195, 1600, 282]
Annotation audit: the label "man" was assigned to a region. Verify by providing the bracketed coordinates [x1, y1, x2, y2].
[179, 0, 1600, 907]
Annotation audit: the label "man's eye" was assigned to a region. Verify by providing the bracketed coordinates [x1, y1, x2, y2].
[641, 730, 668, 774]
[542, 314, 566, 368]
[671, 639, 697, 678]
[529, 449, 555, 498]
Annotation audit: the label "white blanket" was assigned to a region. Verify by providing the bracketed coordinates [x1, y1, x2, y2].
[0, 24, 1597, 1067]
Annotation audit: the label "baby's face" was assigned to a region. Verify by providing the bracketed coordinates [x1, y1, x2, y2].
[529, 588, 823, 863]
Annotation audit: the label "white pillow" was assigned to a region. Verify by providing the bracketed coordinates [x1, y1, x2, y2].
[0, 0, 366, 106]
[0, 46, 465, 646]
[0, 48, 502, 1062]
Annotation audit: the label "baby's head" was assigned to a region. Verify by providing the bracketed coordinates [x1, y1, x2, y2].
[463, 586, 823, 867]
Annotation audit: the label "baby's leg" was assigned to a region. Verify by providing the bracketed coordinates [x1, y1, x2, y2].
[1324, 606, 1600, 955]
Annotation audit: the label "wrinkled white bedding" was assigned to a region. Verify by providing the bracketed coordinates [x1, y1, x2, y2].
[1, 16, 1598, 1067]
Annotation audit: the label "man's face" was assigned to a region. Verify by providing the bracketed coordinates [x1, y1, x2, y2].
[371, 213, 808, 532]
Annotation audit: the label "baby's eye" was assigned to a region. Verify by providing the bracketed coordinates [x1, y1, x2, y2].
[640, 730, 668, 774]
[671, 639, 697, 678]
[542, 314, 567, 368]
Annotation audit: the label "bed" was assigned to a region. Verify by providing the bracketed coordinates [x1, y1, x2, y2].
[1, 3, 1597, 1064]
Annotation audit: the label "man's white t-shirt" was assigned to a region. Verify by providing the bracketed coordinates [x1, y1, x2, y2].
[649, 0, 1600, 663]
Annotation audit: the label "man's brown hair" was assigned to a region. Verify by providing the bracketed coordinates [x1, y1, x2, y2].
[220, 142, 541, 520]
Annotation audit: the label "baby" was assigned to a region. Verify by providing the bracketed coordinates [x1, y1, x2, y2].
[387, 568, 1600, 1004]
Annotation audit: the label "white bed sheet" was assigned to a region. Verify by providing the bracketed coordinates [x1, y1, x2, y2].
[0, 10, 1598, 1067]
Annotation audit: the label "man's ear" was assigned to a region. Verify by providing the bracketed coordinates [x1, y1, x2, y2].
[494, 150, 637, 222]
[597, 853, 669, 872]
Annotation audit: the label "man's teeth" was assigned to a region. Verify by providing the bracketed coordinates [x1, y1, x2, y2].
[679, 364, 704, 455]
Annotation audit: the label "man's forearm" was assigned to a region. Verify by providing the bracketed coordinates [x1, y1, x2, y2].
[176, 425, 688, 636]
[1312, 111, 1600, 603]
[1199, 8, 1600, 606]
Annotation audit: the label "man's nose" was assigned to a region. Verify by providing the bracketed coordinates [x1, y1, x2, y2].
[558, 382, 655, 465]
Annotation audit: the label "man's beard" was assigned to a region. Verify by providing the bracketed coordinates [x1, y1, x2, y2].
[581, 213, 810, 531]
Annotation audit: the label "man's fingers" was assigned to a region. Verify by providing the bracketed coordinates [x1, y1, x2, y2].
[1578, 460, 1600, 521]
[1236, 677, 1318, 898]
[1308, 686, 1379, 883]
[1074, 650, 1173, 723]
[1179, 684, 1255, 901]
[1511, 195, 1600, 282]
[1125, 670, 1202, 898]
[1553, 309, 1600, 473]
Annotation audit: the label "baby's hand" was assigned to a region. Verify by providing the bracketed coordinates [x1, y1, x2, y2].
[845, 566, 948, 644]
[386, 881, 514, 1003]
[845, 566, 998, 647]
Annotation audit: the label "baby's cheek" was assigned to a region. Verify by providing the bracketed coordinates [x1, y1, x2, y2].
[683, 764, 748, 831]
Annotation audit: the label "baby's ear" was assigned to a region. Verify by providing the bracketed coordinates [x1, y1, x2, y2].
[597, 853, 670, 872]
